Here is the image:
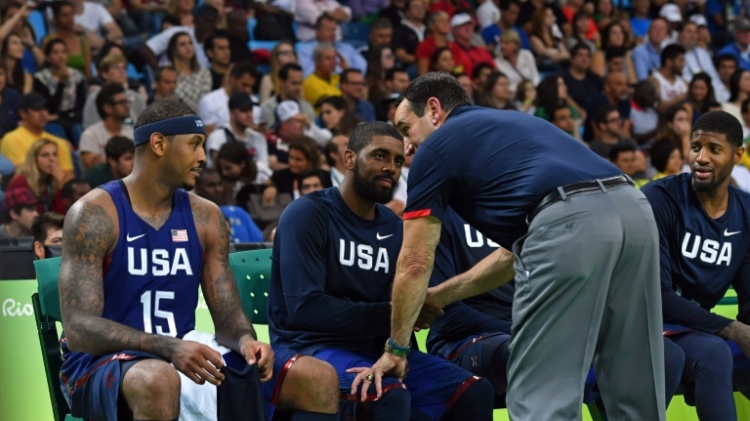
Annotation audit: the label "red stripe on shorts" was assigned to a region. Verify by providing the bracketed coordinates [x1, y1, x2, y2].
[403, 209, 432, 220]
[447, 376, 481, 408]
[270, 354, 301, 405]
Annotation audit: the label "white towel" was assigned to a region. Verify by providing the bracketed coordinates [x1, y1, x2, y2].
[178, 330, 232, 421]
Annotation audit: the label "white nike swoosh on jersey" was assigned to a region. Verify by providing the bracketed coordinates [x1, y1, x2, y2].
[126, 233, 147, 242]
[724, 229, 741, 237]
[376, 233, 394, 240]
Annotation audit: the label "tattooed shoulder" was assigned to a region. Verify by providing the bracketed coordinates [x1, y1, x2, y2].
[192, 202, 211, 226]
[64, 201, 116, 260]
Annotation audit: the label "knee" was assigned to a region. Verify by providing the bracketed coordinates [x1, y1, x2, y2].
[461, 377, 495, 404]
[663, 339, 686, 375]
[122, 359, 180, 411]
[281, 356, 339, 413]
[377, 386, 411, 406]
[688, 336, 733, 375]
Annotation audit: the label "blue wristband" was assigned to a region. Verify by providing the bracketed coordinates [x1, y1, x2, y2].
[387, 337, 411, 352]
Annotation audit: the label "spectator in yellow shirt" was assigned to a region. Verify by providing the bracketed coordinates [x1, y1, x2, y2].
[302, 42, 343, 109]
[0, 93, 75, 181]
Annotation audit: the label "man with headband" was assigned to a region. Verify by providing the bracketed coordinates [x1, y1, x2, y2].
[58, 100, 340, 421]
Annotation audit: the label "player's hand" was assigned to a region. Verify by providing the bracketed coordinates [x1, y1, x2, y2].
[347, 353, 407, 401]
[414, 303, 444, 331]
[721, 321, 750, 359]
[240, 339, 275, 382]
[171, 340, 226, 386]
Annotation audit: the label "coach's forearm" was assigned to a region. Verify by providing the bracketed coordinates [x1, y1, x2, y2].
[429, 247, 515, 308]
[390, 252, 434, 347]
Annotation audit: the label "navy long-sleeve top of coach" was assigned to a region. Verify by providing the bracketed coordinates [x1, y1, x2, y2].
[426, 208, 516, 358]
[403, 105, 622, 248]
[268, 187, 403, 354]
[641, 174, 750, 334]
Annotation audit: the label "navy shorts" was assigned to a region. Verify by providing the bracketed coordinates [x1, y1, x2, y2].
[64, 345, 301, 420]
[313, 348, 480, 421]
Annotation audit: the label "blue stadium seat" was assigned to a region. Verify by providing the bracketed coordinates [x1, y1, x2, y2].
[28, 10, 47, 45]
[341, 22, 369, 49]
[247, 17, 257, 42]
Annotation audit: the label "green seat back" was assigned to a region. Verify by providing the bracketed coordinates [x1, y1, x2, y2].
[229, 249, 273, 325]
[34, 257, 63, 321]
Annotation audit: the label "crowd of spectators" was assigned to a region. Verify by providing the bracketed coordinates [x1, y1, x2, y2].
[2, 0, 750, 245]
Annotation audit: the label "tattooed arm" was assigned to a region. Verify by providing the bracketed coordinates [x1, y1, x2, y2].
[195, 198, 274, 379]
[60, 195, 226, 385]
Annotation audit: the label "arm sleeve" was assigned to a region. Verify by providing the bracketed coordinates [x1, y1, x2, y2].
[641, 184, 734, 334]
[632, 48, 651, 81]
[403, 145, 456, 222]
[276, 199, 392, 335]
[732, 251, 750, 325]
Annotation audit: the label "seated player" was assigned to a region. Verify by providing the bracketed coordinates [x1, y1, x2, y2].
[58, 100, 340, 421]
[426, 208, 687, 409]
[268, 122, 495, 421]
[642, 110, 750, 421]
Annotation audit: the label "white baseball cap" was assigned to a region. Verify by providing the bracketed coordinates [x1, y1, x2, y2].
[659, 4, 682, 23]
[689, 14, 707, 27]
[450, 13, 473, 28]
[276, 100, 302, 123]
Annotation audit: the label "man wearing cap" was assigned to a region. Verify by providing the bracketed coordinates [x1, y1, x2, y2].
[271, 100, 331, 153]
[260, 63, 316, 128]
[449, 13, 496, 78]
[141, 4, 219, 69]
[0, 188, 40, 239]
[0, 93, 75, 181]
[58, 99, 341, 421]
[718, 18, 750, 72]
[198, 61, 261, 135]
[658, 4, 682, 44]
[679, 21, 721, 85]
[633, 18, 671, 80]
[206, 92, 271, 182]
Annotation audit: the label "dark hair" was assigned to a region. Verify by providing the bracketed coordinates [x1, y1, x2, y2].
[154, 65, 177, 82]
[742, 97, 750, 114]
[96, 83, 126, 119]
[370, 17, 393, 32]
[43, 38, 67, 66]
[399, 72, 471, 117]
[729, 69, 749, 102]
[296, 168, 323, 188]
[315, 13, 336, 28]
[600, 22, 629, 50]
[716, 53, 738, 68]
[204, 32, 229, 53]
[594, 104, 618, 126]
[278, 62, 303, 81]
[31, 212, 64, 244]
[348, 121, 403, 155]
[471, 62, 494, 81]
[341, 68, 363, 84]
[51, 1, 73, 20]
[550, 103, 571, 122]
[288, 137, 321, 168]
[385, 67, 407, 82]
[569, 42, 591, 58]
[660, 44, 686, 67]
[105, 135, 135, 160]
[2, 34, 24, 91]
[135, 100, 196, 128]
[633, 80, 658, 108]
[536, 75, 564, 117]
[94, 42, 125, 68]
[649, 140, 680, 173]
[167, 32, 199, 73]
[693, 110, 744, 147]
[319, 96, 360, 135]
[688, 72, 716, 116]
[605, 46, 627, 61]
[430, 47, 452, 70]
[609, 143, 637, 162]
[61, 178, 88, 200]
[499, 0, 521, 11]
[571, 11, 590, 40]
[216, 142, 258, 181]
[230, 60, 259, 80]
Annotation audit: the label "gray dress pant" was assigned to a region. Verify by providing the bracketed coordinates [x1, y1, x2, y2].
[506, 184, 666, 421]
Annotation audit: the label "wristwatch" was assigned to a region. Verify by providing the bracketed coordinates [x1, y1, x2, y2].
[384, 337, 410, 357]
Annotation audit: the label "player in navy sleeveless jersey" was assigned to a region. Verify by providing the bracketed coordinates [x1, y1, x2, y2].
[269, 122, 494, 421]
[363, 72, 666, 421]
[427, 208, 686, 408]
[641, 111, 750, 421]
[58, 100, 339, 421]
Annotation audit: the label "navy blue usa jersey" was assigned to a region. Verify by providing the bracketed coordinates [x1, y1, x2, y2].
[641, 174, 750, 333]
[62, 181, 204, 383]
[268, 187, 403, 354]
[404, 105, 621, 248]
[427, 208, 515, 358]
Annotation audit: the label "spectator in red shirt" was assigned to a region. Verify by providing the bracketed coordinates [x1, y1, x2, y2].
[449, 13, 496, 78]
[415, 10, 452, 75]
[429, 0, 472, 18]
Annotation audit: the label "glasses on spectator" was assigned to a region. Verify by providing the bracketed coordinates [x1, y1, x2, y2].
[344, 81, 367, 86]
[277, 50, 295, 57]
[112, 99, 130, 105]
[607, 117, 623, 123]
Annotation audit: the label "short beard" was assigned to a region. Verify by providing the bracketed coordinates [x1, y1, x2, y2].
[692, 166, 732, 193]
[353, 161, 395, 204]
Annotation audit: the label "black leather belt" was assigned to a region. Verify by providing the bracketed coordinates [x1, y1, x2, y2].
[527, 175, 633, 224]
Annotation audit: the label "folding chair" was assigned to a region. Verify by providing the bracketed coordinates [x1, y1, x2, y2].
[229, 249, 272, 325]
[32, 257, 83, 421]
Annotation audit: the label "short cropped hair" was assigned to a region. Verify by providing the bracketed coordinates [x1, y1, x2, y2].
[348, 121, 403, 154]
[95, 83, 126, 119]
[692, 110, 744, 147]
[279, 63, 303, 81]
[61, 179, 88, 200]
[609, 143, 637, 162]
[105, 136, 135, 160]
[135, 100, 196, 128]
[661, 44, 686, 67]
[230, 60, 258, 80]
[399, 72, 471, 117]
[31, 212, 64, 244]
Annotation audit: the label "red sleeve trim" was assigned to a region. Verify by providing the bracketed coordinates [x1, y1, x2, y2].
[403, 209, 432, 220]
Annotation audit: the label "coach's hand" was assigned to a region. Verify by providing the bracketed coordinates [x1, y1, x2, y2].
[171, 341, 226, 386]
[348, 353, 407, 401]
[241, 339, 275, 382]
[414, 304, 444, 331]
